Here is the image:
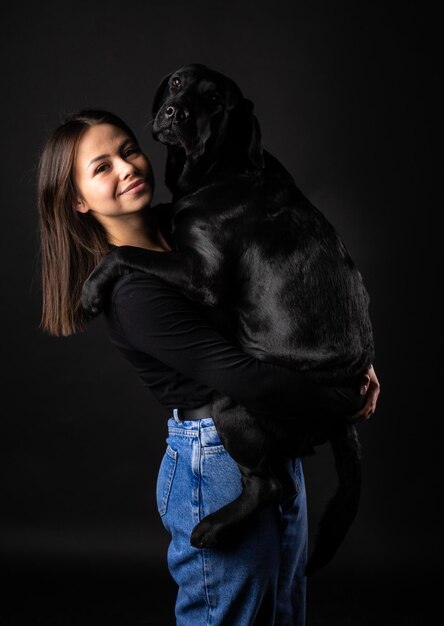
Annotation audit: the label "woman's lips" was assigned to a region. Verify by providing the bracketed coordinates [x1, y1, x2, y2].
[120, 179, 146, 195]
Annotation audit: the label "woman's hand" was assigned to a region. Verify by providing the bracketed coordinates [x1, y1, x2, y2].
[352, 364, 381, 423]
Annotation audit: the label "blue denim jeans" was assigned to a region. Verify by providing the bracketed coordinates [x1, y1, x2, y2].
[156, 414, 308, 626]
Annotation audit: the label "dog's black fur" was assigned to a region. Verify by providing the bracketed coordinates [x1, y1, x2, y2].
[82, 64, 374, 575]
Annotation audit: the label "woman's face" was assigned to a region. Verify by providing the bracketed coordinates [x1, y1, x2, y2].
[74, 123, 153, 223]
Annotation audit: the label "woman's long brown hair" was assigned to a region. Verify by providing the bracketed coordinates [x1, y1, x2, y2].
[38, 110, 139, 336]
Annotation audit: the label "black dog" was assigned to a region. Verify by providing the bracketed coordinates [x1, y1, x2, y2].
[82, 64, 374, 575]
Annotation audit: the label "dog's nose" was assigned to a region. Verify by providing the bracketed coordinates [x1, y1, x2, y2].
[164, 104, 189, 123]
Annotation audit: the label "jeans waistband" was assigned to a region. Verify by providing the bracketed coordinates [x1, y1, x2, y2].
[167, 416, 222, 447]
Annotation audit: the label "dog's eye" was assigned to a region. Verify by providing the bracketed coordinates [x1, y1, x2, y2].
[208, 93, 221, 104]
[171, 77, 181, 88]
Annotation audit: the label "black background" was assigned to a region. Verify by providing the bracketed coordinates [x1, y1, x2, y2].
[0, 1, 439, 624]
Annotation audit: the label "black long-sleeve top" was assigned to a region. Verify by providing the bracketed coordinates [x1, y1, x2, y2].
[103, 270, 363, 417]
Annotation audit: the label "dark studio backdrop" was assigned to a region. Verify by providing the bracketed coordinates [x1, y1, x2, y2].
[0, 1, 439, 624]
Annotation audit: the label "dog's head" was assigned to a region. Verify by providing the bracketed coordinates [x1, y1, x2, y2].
[152, 64, 264, 172]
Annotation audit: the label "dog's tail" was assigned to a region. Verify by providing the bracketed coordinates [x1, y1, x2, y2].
[305, 423, 362, 577]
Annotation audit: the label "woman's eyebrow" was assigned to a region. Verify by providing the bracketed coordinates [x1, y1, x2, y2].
[87, 139, 133, 169]
[87, 153, 109, 169]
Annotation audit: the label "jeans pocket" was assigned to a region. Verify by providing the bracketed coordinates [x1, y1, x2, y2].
[200, 445, 243, 518]
[156, 444, 178, 517]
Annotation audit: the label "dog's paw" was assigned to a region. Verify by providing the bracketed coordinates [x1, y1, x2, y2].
[190, 519, 226, 549]
[81, 280, 105, 319]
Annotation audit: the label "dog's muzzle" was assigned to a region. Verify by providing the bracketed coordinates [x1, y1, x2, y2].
[154, 102, 190, 132]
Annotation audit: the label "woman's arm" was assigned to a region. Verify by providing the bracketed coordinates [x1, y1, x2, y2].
[109, 272, 372, 419]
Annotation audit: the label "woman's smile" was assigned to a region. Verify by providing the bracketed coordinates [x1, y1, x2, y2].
[119, 178, 146, 196]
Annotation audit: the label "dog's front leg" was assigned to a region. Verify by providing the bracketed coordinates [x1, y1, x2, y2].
[81, 245, 218, 318]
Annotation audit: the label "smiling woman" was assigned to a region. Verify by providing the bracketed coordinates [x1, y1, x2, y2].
[37, 108, 379, 626]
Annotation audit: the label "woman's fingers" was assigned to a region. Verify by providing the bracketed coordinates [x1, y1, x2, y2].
[352, 365, 381, 423]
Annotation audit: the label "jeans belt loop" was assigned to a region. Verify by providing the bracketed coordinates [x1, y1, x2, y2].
[173, 408, 182, 424]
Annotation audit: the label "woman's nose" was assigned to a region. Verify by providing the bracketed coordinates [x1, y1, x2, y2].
[118, 161, 138, 179]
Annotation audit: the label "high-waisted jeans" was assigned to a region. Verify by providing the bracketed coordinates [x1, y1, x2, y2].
[156, 414, 308, 626]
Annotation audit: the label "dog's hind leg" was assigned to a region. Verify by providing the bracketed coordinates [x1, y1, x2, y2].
[190, 394, 285, 548]
[190, 460, 283, 549]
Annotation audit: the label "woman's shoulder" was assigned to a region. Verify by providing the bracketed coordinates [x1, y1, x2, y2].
[105, 270, 195, 333]
[109, 271, 177, 306]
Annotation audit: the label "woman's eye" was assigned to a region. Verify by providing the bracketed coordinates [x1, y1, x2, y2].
[124, 146, 140, 158]
[95, 163, 109, 174]
[171, 77, 181, 88]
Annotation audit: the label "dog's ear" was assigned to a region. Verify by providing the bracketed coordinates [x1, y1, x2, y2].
[152, 72, 172, 117]
[242, 99, 264, 170]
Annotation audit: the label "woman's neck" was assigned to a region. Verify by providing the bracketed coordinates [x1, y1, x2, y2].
[105, 209, 171, 252]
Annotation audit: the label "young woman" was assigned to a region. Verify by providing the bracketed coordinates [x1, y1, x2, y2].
[37, 109, 379, 626]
